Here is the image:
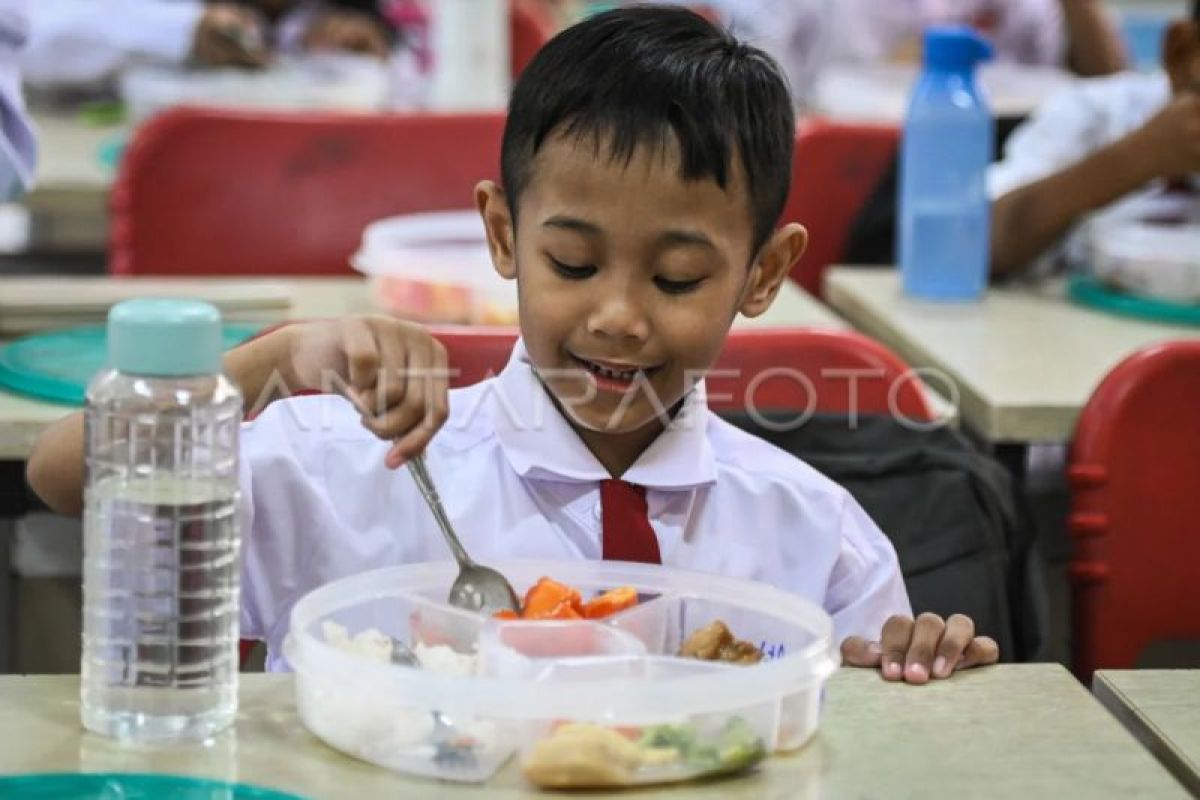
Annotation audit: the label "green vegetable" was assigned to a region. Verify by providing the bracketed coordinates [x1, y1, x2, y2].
[635, 717, 766, 774]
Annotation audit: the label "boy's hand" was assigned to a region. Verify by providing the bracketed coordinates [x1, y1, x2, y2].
[302, 10, 391, 60]
[840, 613, 1000, 684]
[287, 316, 450, 468]
[1130, 94, 1200, 181]
[192, 3, 269, 69]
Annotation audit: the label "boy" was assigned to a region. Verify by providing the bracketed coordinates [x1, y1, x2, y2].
[26, 6, 998, 683]
[990, 1, 1200, 276]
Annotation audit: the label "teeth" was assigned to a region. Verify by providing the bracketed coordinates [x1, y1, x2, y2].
[585, 361, 636, 380]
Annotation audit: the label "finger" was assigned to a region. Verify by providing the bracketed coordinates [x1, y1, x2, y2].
[933, 614, 975, 679]
[903, 612, 945, 685]
[879, 615, 913, 682]
[957, 636, 1000, 670]
[383, 341, 450, 468]
[340, 319, 381, 406]
[840, 636, 883, 668]
[359, 326, 410, 417]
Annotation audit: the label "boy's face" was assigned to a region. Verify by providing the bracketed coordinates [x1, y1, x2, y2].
[477, 132, 803, 442]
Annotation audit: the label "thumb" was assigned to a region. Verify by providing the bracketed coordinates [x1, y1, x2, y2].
[840, 636, 883, 667]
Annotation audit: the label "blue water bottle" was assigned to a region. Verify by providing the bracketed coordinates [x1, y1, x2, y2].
[899, 27, 994, 301]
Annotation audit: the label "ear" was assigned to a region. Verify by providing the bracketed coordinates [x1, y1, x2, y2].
[739, 223, 807, 318]
[1162, 20, 1200, 94]
[475, 180, 517, 280]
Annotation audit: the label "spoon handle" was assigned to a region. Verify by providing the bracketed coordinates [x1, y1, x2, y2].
[408, 454, 472, 567]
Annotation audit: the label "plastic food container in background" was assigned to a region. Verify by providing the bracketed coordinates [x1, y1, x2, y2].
[284, 560, 839, 788]
[119, 55, 390, 122]
[351, 211, 518, 325]
[1089, 220, 1200, 304]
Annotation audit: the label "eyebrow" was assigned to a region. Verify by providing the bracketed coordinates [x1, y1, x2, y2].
[541, 215, 717, 251]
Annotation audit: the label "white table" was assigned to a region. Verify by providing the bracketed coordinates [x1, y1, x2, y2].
[824, 268, 1199, 444]
[0, 666, 1189, 799]
[1094, 670, 1200, 797]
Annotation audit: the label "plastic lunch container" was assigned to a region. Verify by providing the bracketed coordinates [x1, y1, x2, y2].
[350, 211, 519, 325]
[283, 560, 839, 788]
[1089, 219, 1200, 304]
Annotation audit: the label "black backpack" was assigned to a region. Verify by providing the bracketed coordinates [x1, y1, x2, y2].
[723, 412, 1043, 662]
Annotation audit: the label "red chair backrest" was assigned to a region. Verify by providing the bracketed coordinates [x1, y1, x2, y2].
[782, 118, 899, 297]
[511, 0, 555, 78]
[428, 326, 933, 420]
[110, 108, 506, 277]
[1068, 340, 1200, 678]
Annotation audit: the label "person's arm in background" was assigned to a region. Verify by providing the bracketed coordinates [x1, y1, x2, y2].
[1059, 0, 1126, 76]
[991, 93, 1200, 276]
[22, 0, 266, 88]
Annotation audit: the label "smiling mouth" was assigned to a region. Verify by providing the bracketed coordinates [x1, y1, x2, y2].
[570, 354, 662, 384]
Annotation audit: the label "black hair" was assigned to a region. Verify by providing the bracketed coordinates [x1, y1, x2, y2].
[1193, 0, 1199, 24]
[500, 5, 795, 254]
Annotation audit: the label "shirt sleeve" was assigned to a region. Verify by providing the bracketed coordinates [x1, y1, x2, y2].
[237, 399, 328, 660]
[23, 0, 203, 86]
[0, 0, 35, 193]
[824, 492, 911, 644]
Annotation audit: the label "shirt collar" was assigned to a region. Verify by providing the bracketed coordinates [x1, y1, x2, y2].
[489, 340, 717, 490]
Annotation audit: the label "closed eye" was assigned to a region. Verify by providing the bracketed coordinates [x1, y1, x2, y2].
[654, 276, 704, 295]
[549, 257, 597, 280]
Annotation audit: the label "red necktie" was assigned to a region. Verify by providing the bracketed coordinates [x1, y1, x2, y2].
[600, 479, 662, 564]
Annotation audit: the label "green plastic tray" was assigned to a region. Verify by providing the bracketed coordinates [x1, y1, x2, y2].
[0, 324, 260, 406]
[1068, 274, 1200, 327]
[0, 773, 305, 799]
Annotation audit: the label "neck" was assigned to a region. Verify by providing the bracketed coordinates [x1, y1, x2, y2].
[573, 419, 666, 479]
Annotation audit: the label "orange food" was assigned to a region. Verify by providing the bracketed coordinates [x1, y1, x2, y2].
[521, 577, 584, 619]
[581, 586, 638, 619]
[492, 609, 519, 620]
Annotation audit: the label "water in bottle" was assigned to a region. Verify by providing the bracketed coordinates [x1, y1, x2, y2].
[81, 299, 243, 742]
[899, 27, 994, 301]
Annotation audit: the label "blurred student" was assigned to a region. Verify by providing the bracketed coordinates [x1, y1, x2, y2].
[683, 0, 1125, 107]
[21, 0, 393, 88]
[990, 1, 1200, 276]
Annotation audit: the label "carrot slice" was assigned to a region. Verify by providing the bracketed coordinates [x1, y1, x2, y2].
[521, 577, 583, 619]
[492, 609, 519, 620]
[582, 586, 639, 619]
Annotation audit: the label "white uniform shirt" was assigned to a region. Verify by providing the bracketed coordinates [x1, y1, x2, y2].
[681, 0, 1068, 106]
[0, 0, 34, 195]
[239, 341, 911, 671]
[22, 0, 331, 88]
[987, 71, 1186, 273]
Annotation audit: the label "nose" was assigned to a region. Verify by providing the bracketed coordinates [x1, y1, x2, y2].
[585, 277, 651, 343]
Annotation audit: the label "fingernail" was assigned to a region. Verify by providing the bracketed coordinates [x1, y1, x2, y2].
[883, 661, 902, 679]
[867, 641, 882, 658]
[933, 656, 948, 677]
[907, 663, 928, 682]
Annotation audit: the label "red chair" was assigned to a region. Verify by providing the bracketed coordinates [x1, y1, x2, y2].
[430, 326, 934, 420]
[110, 108, 506, 277]
[782, 118, 899, 297]
[511, 0, 556, 78]
[1068, 340, 1200, 679]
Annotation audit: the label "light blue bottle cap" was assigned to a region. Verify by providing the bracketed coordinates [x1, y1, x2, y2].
[107, 298, 223, 377]
[924, 26, 994, 71]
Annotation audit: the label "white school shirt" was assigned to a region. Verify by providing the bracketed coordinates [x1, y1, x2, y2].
[678, 0, 1066, 107]
[21, 0, 330, 88]
[239, 341, 911, 671]
[0, 0, 35, 197]
[987, 71, 1191, 274]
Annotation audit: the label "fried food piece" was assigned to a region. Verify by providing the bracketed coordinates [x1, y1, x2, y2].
[678, 621, 763, 664]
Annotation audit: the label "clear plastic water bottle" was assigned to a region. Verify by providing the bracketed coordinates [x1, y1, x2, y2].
[82, 299, 243, 742]
[899, 27, 995, 301]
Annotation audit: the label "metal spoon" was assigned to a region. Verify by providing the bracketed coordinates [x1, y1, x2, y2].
[407, 454, 520, 614]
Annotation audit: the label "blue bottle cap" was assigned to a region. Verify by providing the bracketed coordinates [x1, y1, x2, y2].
[923, 26, 994, 71]
[107, 298, 224, 377]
